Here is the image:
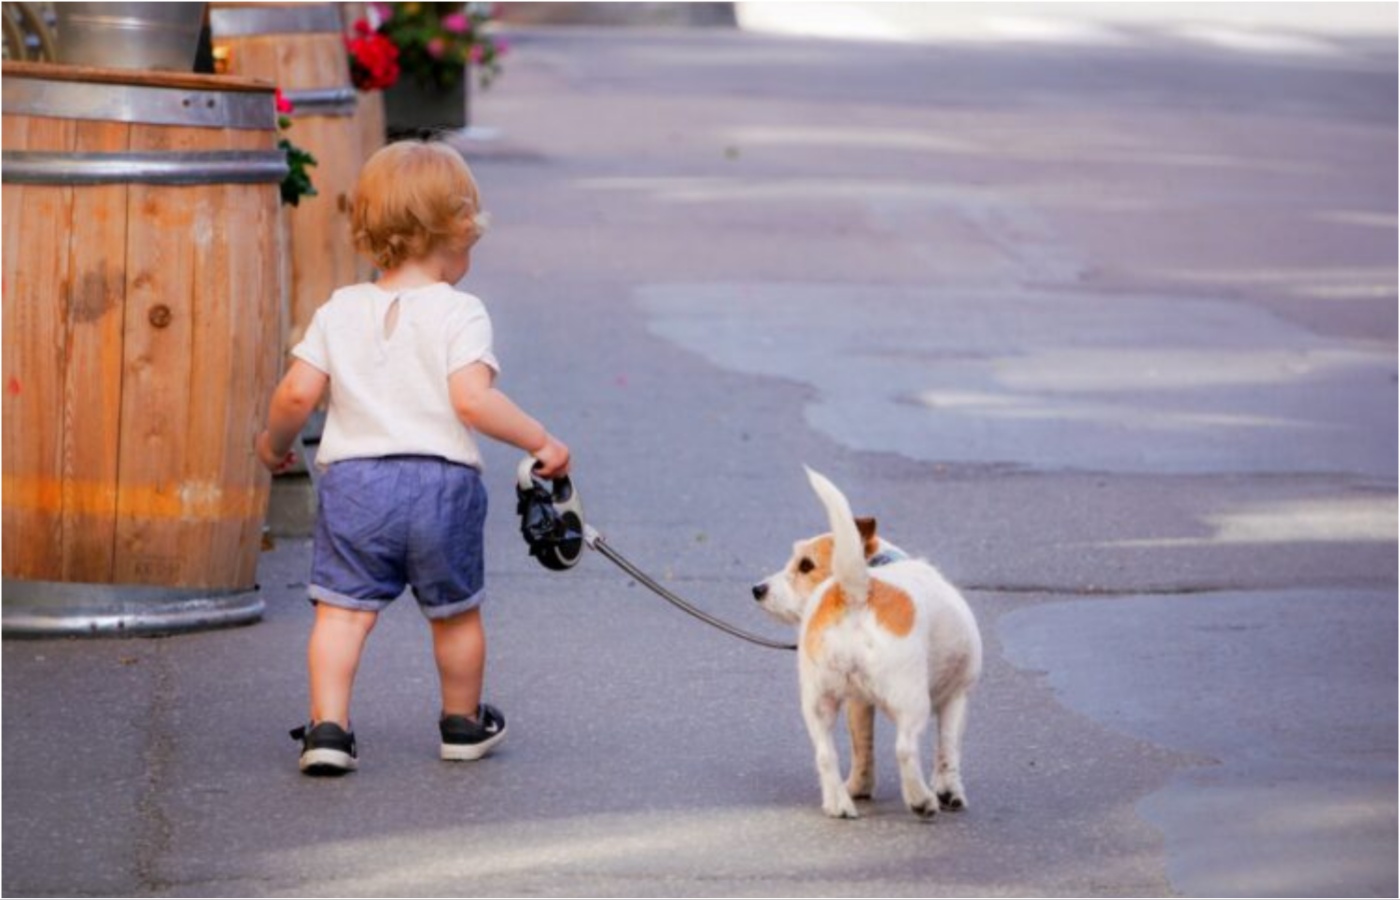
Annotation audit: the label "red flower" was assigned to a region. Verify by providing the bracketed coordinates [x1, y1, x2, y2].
[346, 24, 401, 91]
[274, 87, 294, 115]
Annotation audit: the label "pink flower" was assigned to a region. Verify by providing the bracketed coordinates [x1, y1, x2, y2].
[370, 2, 392, 23]
[426, 37, 446, 59]
[274, 88, 294, 115]
[441, 11, 470, 34]
[469, 43, 484, 64]
[494, 37, 509, 56]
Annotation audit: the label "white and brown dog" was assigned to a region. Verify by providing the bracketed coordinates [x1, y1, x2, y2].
[752, 468, 982, 819]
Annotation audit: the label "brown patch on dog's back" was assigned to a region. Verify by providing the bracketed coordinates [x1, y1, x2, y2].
[803, 583, 846, 659]
[804, 579, 916, 659]
[869, 579, 916, 637]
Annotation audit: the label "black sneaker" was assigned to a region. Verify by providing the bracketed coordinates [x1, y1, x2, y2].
[439, 704, 507, 761]
[290, 722, 358, 775]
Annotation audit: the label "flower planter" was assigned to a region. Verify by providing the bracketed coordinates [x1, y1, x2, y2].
[362, 3, 506, 140]
[384, 70, 469, 139]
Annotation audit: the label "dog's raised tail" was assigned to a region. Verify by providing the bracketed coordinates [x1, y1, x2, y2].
[805, 466, 870, 602]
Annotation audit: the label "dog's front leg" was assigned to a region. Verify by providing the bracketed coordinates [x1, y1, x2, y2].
[802, 689, 858, 819]
[845, 700, 875, 800]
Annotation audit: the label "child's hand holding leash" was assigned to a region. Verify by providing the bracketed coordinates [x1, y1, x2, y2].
[530, 434, 571, 478]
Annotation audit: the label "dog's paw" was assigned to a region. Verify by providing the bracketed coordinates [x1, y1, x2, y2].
[937, 790, 967, 812]
[845, 775, 874, 801]
[823, 795, 860, 820]
[908, 797, 940, 820]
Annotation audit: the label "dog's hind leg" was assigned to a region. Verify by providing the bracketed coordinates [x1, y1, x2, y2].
[893, 707, 939, 819]
[803, 690, 858, 819]
[845, 700, 876, 800]
[933, 691, 970, 811]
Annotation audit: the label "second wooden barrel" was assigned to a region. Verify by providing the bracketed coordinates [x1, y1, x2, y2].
[210, 2, 369, 340]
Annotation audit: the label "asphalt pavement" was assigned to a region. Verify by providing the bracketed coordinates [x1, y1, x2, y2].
[3, 8, 1397, 897]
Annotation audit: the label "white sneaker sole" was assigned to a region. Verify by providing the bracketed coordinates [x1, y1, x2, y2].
[440, 727, 506, 761]
[300, 748, 358, 774]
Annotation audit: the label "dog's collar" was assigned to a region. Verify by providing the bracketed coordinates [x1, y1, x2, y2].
[869, 547, 909, 568]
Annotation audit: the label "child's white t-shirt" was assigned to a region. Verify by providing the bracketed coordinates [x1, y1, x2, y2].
[292, 282, 499, 470]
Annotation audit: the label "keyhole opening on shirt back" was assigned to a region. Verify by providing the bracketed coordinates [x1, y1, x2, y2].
[383, 297, 401, 340]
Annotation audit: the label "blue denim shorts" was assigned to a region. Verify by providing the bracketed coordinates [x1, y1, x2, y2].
[309, 456, 488, 620]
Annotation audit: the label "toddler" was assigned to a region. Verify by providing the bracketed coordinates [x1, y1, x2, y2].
[257, 140, 569, 775]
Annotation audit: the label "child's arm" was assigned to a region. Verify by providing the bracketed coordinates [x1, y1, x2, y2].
[256, 359, 329, 473]
[449, 362, 570, 476]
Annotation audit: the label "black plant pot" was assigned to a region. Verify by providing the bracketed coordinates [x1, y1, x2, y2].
[384, 70, 469, 139]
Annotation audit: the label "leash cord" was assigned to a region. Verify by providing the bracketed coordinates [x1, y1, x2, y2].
[585, 528, 797, 652]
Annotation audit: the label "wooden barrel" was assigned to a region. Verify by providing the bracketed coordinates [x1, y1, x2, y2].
[210, 2, 371, 338]
[1, 61, 284, 635]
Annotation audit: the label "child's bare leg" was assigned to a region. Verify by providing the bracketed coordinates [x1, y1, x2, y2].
[431, 607, 486, 718]
[307, 603, 378, 727]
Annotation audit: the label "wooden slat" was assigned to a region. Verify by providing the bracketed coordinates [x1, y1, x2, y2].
[113, 120, 200, 586]
[60, 118, 131, 582]
[182, 170, 229, 585]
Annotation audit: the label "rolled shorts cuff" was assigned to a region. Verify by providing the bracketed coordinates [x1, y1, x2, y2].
[308, 584, 394, 614]
[418, 587, 486, 621]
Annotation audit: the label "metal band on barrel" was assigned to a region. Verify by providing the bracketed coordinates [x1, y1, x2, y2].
[1, 77, 276, 130]
[209, 4, 342, 36]
[0, 579, 264, 637]
[284, 86, 358, 118]
[1, 150, 291, 185]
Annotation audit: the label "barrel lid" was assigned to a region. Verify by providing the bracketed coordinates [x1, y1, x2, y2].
[3, 61, 279, 131]
[1, 60, 275, 94]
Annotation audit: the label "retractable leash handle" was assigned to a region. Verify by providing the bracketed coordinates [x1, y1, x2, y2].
[515, 456, 586, 571]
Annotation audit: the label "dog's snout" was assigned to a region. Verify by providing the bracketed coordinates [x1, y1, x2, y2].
[752, 582, 769, 602]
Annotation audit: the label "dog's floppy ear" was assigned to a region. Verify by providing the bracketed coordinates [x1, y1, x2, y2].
[855, 517, 879, 558]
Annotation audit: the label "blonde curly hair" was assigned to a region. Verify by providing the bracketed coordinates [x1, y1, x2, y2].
[351, 140, 487, 271]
